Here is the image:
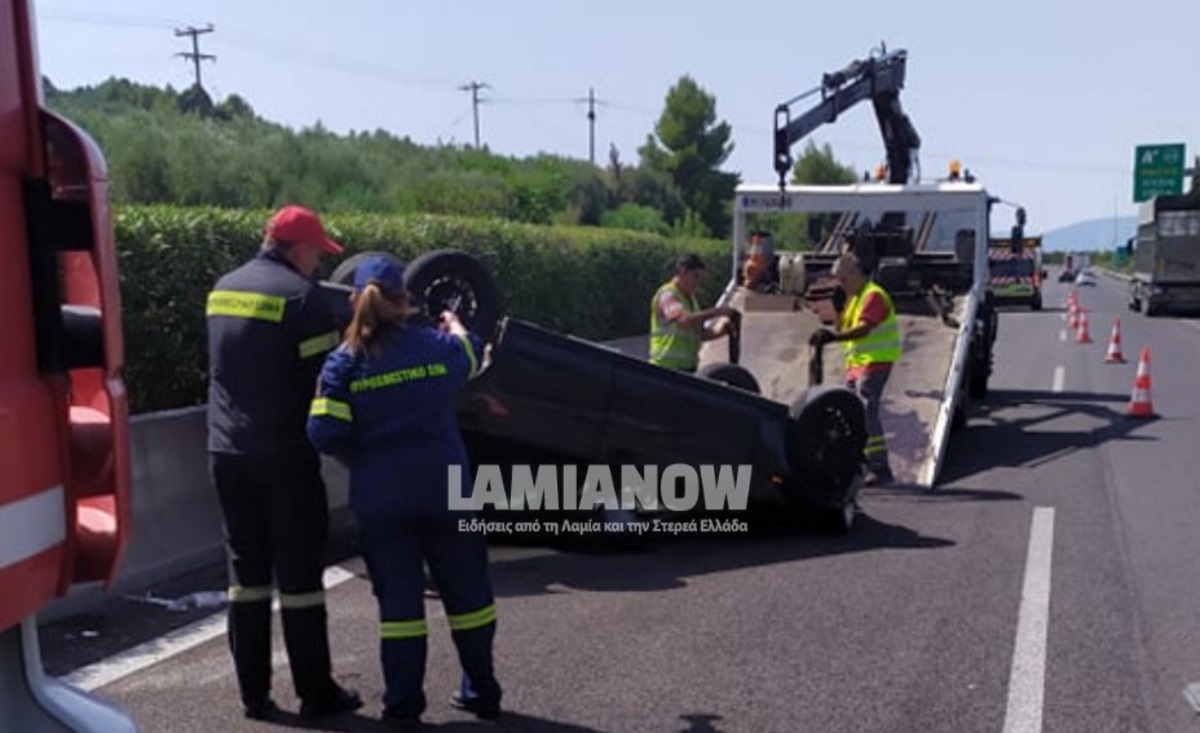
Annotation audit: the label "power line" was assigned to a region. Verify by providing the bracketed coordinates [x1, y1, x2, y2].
[458, 80, 490, 148]
[174, 24, 216, 89]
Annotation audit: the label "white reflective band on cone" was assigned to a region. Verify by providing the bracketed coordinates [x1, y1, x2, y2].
[0, 486, 66, 569]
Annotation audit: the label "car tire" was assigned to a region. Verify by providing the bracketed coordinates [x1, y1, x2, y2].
[784, 386, 866, 532]
[403, 249, 503, 340]
[697, 363, 761, 394]
[328, 250, 403, 287]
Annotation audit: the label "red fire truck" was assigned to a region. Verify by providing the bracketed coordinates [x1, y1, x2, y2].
[1, 0, 135, 729]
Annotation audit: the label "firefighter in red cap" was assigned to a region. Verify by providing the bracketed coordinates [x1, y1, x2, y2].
[206, 205, 362, 720]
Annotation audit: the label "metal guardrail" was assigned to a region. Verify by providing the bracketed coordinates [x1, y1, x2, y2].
[1095, 267, 1133, 282]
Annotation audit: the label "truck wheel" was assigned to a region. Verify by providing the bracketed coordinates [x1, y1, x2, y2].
[697, 363, 760, 394]
[785, 386, 866, 532]
[1031, 293, 1042, 311]
[967, 363, 989, 400]
[952, 365, 970, 431]
[403, 249, 503, 340]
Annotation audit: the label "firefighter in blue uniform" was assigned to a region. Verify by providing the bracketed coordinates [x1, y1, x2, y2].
[206, 205, 362, 720]
[307, 255, 502, 730]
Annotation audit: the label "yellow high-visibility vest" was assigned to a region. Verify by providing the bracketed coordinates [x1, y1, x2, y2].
[649, 282, 701, 371]
[840, 281, 901, 367]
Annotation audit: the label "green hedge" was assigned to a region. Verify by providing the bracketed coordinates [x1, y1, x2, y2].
[114, 205, 732, 414]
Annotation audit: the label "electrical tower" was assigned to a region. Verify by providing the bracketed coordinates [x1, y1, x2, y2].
[174, 24, 215, 88]
[458, 80, 490, 148]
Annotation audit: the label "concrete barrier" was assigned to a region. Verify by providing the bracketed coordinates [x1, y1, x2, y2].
[43, 407, 352, 622]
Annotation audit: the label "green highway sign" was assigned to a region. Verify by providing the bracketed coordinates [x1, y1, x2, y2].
[1134, 143, 1185, 202]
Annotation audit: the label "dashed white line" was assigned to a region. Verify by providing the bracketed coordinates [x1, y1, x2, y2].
[62, 565, 357, 692]
[1052, 366, 1064, 393]
[1059, 330, 1066, 342]
[1002, 506, 1056, 733]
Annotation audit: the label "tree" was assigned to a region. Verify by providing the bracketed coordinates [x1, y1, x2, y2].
[638, 76, 739, 238]
[788, 142, 859, 248]
[791, 141, 858, 185]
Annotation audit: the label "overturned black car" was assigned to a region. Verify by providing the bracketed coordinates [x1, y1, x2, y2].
[322, 249, 868, 533]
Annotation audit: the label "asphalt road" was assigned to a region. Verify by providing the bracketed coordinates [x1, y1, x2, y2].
[39, 271, 1200, 732]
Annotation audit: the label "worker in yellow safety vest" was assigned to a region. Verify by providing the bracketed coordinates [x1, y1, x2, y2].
[810, 252, 901, 486]
[649, 253, 738, 373]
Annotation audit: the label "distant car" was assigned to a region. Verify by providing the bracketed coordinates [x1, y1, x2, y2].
[1058, 269, 1077, 283]
[1075, 270, 1097, 287]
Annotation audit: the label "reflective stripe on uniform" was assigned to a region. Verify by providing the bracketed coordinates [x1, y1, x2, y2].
[456, 334, 479, 377]
[228, 584, 273, 603]
[350, 364, 448, 393]
[381, 618, 429, 639]
[310, 397, 353, 422]
[206, 290, 286, 322]
[447, 603, 497, 632]
[299, 331, 340, 359]
[865, 435, 887, 456]
[278, 589, 325, 609]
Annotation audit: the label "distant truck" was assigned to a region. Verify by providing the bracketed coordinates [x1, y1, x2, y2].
[1128, 187, 1200, 316]
[987, 236, 1044, 310]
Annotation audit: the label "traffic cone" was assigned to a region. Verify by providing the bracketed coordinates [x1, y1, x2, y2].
[1104, 318, 1126, 363]
[1068, 301, 1079, 329]
[1127, 346, 1155, 418]
[1075, 310, 1092, 343]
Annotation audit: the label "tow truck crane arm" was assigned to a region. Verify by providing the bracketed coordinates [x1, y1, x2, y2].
[773, 45, 922, 192]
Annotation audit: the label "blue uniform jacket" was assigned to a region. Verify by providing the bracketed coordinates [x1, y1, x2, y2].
[307, 325, 482, 516]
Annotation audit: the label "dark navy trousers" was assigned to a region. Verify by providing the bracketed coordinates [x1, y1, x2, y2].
[358, 510, 501, 718]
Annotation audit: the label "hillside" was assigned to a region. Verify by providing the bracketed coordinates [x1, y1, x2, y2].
[1041, 216, 1137, 252]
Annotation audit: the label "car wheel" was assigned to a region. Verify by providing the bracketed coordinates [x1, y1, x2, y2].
[328, 250, 403, 287]
[697, 362, 761, 394]
[403, 249, 503, 340]
[784, 385, 866, 531]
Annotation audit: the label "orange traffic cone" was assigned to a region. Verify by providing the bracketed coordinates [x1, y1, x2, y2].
[1127, 346, 1155, 418]
[1068, 302, 1079, 329]
[1075, 310, 1092, 343]
[1104, 318, 1126, 363]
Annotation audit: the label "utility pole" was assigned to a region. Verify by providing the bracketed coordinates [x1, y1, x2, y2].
[458, 80, 489, 148]
[586, 87, 596, 165]
[174, 24, 215, 89]
[573, 87, 602, 165]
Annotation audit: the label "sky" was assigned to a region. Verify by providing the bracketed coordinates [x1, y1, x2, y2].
[27, 0, 1200, 239]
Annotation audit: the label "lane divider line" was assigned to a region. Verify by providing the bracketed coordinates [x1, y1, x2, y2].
[61, 565, 358, 692]
[1052, 366, 1064, 393]
[1002, 506, 1056, 733]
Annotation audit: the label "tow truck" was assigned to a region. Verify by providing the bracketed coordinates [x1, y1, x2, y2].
[1, 0, 136, 729]
[695, 44, 1004, 488]
[323, 46, 1014, 530]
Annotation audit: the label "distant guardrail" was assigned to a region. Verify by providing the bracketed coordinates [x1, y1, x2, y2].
[1095, 267, 1133, 282]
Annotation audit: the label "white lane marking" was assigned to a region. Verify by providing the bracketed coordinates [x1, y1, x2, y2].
[1059, 330, 1066, 342]
[1052, 366, 1064, 393]
[61, 565, 357, 692]
[1002, 507, 1056, 733]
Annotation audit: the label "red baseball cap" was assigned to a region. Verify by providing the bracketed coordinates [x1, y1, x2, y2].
[265, 205, 343, 255]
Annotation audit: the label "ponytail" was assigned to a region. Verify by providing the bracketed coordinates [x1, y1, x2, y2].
[344, 283, 417, 356]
